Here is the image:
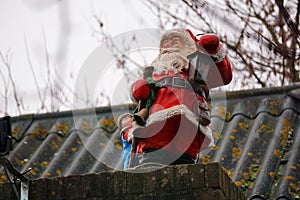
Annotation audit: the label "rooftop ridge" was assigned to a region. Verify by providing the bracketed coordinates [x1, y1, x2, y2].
[210, 82, 300, 100]
[211, 106, 300, 122]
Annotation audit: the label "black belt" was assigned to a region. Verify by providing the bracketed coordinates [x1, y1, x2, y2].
[156, 77, 191, 89]
[156, 77, 207, 98]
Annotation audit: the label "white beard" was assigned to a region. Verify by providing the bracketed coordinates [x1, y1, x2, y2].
[151, 52, 189, 75]
[151, 46, 196, 75]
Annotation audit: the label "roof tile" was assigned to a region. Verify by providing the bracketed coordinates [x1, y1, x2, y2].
[1, 84, 300, 199]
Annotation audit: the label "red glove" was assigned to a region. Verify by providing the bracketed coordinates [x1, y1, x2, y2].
[131, 79, 151, 101]
[198, 34, 222, 55]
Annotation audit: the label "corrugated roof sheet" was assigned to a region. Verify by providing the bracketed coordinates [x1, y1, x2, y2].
[1, 83, 300, 199]
[206, 84, 300, 199]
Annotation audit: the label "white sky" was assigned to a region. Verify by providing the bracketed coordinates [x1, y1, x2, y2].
[0, 0, 158, 115]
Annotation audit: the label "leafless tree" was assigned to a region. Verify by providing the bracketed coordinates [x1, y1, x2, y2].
[0, 51, 23, 115]
[87, 8, 153, 107]
[0, 34, 91, 117]
[142, 0, 300, 88]
[0, 1, 99, 117]
[0, 55, 10, 115]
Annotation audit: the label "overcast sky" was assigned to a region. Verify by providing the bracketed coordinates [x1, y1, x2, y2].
[0, 0, 159, 115]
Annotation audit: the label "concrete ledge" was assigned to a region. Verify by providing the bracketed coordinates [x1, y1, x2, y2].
[0, 162, 246, 200]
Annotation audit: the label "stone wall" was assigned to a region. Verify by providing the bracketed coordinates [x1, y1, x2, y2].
[0, 162, 246, 200]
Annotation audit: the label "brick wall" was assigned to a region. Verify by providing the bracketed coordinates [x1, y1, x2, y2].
[0, 162, 246, 200]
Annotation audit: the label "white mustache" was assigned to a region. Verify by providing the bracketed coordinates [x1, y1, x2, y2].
[160, 48, 180, 54]
[160, 47, 193, 58]
[152, 51, 188, 73]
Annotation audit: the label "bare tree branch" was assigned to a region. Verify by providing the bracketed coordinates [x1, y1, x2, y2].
[0, 59, 10, 115]
[0, 51, 22, 115]
[142, 0, 300, 88]
[24, 33, 47, 112]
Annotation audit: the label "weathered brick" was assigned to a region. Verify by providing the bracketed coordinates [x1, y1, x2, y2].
[160, 192, 195, 200]
[47, 177, 64, 200]
[232, 182, 246, 200]
[189, 163, 206, 189]
[207, 162, 221, 188]
[156, 165, 175, 194]
[173, 164, 190, 192]
[238, 187, 247, 200]
[113, 170, 127, 195]
[81, 173, 101, 199]
[126, 170, 143, 194]
[138, 192, 159, 200]
[0, 181, 17, 200]
[29, 178, 48, 200]
[63, 175, 82, 199]
[221, 168, 230, 198]
[142, 169, 157, 193]
[0, 162, 247, 200]
[96, 171, 113, 197]
[202, 189, 226, 200]
[231, 182, 238, 200]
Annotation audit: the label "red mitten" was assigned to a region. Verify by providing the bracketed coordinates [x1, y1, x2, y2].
[131, 79, 151, 101]
[198, 34, 222, 55]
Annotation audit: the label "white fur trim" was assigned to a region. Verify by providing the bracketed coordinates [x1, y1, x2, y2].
[199, 124, 214, 147]
[146, 104, 214, 146]
[211, 44, 225, 63]
[147, 105, 197, 125]
[129, 82, 138, 104]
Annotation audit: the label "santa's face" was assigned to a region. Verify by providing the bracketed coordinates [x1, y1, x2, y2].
[159, 31, 197, 57]
[151, 29, 197, 75]
[161, 36, 184, 50]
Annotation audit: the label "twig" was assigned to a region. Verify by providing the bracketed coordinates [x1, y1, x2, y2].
[42, 25, 54, 111]
[24, 33, 47, 112]
[0, 51, 22, 115]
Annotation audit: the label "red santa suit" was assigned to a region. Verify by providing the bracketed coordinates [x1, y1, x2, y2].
[130, 29, 232, 164]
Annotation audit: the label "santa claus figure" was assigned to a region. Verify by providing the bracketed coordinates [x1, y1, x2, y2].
[129, 28, 232, 166]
